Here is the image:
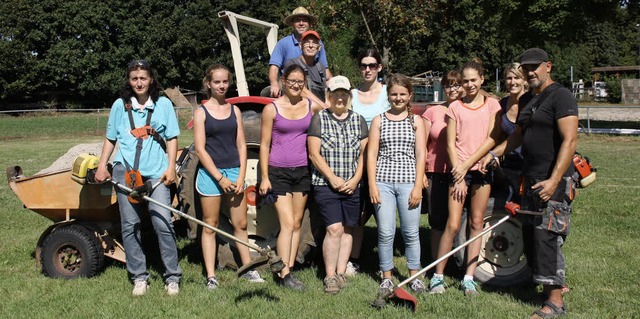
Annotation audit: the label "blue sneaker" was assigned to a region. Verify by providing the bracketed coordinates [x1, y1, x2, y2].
[461, 279, 479, 296]
[429, 276, 446, 294]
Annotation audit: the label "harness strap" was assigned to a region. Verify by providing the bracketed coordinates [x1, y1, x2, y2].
[125, 103, 157, 172]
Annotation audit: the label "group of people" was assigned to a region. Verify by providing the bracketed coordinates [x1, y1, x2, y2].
[94, 5, 578, 319]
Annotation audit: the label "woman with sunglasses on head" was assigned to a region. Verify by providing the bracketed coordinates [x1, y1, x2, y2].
[194, 64, 265, 290]
[94, 60, 182, 296]
[420, 71, 464, 278]
[259, 64, 323, 290]
[346, 48, 390, 276]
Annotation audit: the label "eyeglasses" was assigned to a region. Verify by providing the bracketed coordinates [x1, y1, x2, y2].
[359, 63, 379, 70]
[285, 79, 306, 86]
[128, 60, 149, 69]
[302, 42, 320, 49]
[444, 84, 461, 91]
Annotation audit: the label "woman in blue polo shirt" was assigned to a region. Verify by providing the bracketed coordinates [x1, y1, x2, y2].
[95, 60, 182, 297]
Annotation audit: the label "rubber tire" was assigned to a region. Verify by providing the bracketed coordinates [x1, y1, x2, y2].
[453, 197, 532, 286]
[41, 225, 104, 279]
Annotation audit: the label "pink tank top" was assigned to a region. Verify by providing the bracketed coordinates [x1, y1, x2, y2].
[268, 99, 312, 167]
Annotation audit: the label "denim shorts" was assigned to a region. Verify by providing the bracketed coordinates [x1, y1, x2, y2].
[196, 166, 240, 196]
[313, 185, 360, 228]
[268, 166, 311, 195]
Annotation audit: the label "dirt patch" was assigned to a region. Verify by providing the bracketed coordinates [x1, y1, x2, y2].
[579, 106, 640, 122]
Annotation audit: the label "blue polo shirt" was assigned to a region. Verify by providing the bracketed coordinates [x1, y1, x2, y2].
[106, 96, 180, 178]
[268, 33, 329, 70]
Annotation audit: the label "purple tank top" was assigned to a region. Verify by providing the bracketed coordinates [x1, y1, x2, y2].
[268, 99, 312, 167]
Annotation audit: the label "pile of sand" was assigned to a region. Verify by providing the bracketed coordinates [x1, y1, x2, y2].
[37, 143, 116, 175]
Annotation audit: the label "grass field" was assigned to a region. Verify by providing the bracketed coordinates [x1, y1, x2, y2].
[1, 113, 639, 318]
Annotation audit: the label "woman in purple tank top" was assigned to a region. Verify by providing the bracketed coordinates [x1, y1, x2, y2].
[194, 64, 264, 289]
[259, 64, 322, 290]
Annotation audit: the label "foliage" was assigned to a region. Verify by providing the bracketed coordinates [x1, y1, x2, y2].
[604, 75, 623, 103]
[0, 0, 638, 106]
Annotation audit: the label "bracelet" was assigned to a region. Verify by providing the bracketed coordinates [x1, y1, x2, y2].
[217, 175, 224, 182]
[489, 150, 499, 159]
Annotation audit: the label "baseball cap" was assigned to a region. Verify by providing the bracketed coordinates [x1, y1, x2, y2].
[327, 76, 351, 92]
[301, 30, 320, 41]
[519, 48, 549, 65]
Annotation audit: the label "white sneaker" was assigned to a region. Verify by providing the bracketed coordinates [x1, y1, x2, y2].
[165, 282, 180, 296]
[345, 261, 360, 277]
[240, 270, 266, 283]
[132, 280, 149, 296]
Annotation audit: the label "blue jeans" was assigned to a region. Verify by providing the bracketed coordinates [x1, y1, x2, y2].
[113, 163, 182, 284]
[374, 182, 422, 272]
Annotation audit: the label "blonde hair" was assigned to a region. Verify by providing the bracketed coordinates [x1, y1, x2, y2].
[202, 64, 232, 99]
[503, 62, 529, 90]
[386, 73, 416, 131]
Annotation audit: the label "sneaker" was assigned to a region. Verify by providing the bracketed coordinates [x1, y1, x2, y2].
[378, 277, 394, 295]
[409, 278, 426, 294]
[281, 273, 303, 291]
[429, 276, 446, 294]
[335, 273, 347, 289]
[241, 270, 266, 283]
[165, 281, 179, 296]
[289, 272, 304, 287]
[323, 276, 340, 294]
[132, 280, 149, 296]
[461, 279, 479, 296]
[206, 276, 219, 290]
[345, 261, 360, 277]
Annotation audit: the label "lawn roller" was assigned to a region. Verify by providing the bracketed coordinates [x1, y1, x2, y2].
[71, 154, 285, 275]
[371, 175, 543, 311]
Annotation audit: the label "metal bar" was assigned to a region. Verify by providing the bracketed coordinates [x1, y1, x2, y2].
[395, 214, 512, 290]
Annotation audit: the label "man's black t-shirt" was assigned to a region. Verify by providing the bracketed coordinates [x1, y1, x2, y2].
[517, 83, 578, 179]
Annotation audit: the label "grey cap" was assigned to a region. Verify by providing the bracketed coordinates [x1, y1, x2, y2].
[519, 48, 549, 64]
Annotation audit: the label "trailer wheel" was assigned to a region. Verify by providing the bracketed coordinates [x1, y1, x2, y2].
[475, 213, 531, 286]
[41, 225, 104, 279]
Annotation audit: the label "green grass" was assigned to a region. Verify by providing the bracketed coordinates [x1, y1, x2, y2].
[1, 114, 639, 318]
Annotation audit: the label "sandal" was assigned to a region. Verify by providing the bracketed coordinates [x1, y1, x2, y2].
[530, 301, 566, 319]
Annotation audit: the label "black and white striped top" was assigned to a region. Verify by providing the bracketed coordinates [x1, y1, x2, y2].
[375, 113, 416, 183]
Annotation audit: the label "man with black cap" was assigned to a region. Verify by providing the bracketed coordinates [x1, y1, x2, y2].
[480, 48, 578, 318]
[268, 6, 332, 97]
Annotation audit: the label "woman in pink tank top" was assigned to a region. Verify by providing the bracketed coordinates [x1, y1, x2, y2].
[259, 64, 322, 290]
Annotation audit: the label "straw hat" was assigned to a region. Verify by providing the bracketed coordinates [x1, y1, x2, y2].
[284, 7, 317, 26]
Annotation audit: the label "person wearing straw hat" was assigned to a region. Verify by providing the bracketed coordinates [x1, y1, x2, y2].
[268, 6, 332, 98]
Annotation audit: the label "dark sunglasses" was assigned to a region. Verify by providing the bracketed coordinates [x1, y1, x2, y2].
[128, 60, 150, 69]
[359, 63, 379, 70]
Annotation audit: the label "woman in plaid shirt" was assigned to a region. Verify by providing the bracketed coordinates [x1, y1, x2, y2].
[308, 76, 368, 294]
